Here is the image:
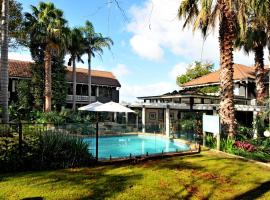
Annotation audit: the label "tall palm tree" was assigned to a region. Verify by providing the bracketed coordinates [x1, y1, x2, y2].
[81, 21, 113, 103]
[178, 0, 248, 137]
[67, 28, 84, 110]
[235, 3, 268, 105]
[0, 0, 9, 122]
[24, 2, 67, 112]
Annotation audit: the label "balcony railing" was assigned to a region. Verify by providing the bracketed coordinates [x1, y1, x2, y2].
[66, 95, 96, 102]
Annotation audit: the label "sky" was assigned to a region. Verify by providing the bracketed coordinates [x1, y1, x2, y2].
[11, 0, 267, 102]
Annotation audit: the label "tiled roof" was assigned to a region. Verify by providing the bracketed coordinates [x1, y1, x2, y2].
[8, 59, 121, 87]
[182, 64, 269, 87]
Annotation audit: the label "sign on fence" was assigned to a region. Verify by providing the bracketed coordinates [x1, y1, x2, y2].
[203, 114, 220, 135]
[202, 114, 221, 150]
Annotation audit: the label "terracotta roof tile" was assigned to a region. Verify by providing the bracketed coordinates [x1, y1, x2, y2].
[8, 59, 121, 87]
[182, 64, 268, 87]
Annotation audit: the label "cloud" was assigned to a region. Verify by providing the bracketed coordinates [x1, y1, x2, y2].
[129, 35, 164, 61]
[127, 0, 256, 65]
[169, 62, 188, 79]
[112, 64, 131, 78]
[120, 81, 177, 102]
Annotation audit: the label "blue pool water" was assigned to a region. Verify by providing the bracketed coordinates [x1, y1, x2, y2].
[83, 134, 190, 159]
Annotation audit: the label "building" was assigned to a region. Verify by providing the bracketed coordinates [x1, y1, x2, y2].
[8, 59, 121, 108]
[128, 64, 268, 136]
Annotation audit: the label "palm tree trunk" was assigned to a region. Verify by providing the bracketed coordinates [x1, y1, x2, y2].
[218, 0, 236, 137]
[72, 57, 76, 110]
[0, 0, 9, 122]
[254, 46, 265, 105]
[44, 45, 52, 112]
[88, 53, 92, 103]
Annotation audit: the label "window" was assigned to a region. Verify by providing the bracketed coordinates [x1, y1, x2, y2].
[204, 99, 211, 104]
[194, 98, 201, 104]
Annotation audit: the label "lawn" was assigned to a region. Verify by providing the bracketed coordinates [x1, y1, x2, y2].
[0, 151, 270, 200]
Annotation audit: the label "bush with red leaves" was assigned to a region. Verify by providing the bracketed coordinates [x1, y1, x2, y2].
[234, 141, 256, 152]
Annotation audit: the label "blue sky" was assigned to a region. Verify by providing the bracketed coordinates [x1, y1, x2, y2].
[12, 0, 259, 102]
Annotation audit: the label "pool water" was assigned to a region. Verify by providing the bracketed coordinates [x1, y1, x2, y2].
[83, 134, 190, 159]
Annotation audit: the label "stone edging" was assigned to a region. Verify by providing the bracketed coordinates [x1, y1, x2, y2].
[210, 149, 270, 168]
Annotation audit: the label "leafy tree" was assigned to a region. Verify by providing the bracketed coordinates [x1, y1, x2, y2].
[0, 0, 23, 48]
[24, 2, 68, 112]
[178, 0, 248, 137]
[177, 61, 214, 85]
[177, 61, 218, 94]
[81, 21, 113, 103]
[16, 80, 32, 110]
[52, 52, 68, 111]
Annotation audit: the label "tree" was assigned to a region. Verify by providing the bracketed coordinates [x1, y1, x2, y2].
[51, 51, 68, 111]
[67, 28, 84, 110]
[24, 2, 68, 112]
[178, 0, 247, 136]
[0, 0, 23, 48]
[0, 0, 10, 123]
[177, 61, 214, 85]
[81, 21, 113, 103]
[177, 61, 219, 94]
[235, 1, 268, 105]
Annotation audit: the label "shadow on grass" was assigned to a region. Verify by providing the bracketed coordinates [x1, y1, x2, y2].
[1, 166, 142, 200]
[232, 180, 270, 200]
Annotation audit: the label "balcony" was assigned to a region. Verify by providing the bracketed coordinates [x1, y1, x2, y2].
[66, 95, 96, 102]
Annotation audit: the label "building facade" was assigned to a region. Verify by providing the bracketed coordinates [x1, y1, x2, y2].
[8, 60, 121, 108]
[127, 64, 268, 136]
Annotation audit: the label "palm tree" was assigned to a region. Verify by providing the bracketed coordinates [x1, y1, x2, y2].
[235, 6, 268, 106]
[178, 0, 248, 137]
[24, 2, 67, 112]
[0, 0, 9, 122]
[67, 28, 84, 110]
[81, 21, 113, 103]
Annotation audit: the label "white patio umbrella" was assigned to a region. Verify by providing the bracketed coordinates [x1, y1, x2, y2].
[87, 101, 135, 161]
[78, 101, 103, 111]
[89, 101, 135, 113]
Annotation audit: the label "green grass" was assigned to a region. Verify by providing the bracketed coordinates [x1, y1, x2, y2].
[0, 151, 270, 200]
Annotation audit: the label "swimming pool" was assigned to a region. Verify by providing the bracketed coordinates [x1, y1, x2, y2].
[83, 134, 190, 159]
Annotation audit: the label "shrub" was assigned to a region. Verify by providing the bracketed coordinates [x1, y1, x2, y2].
[234, 141, 256, 152]
[236, 124, 253, 140]
[37, 131, 92, 169]
[0, 131, 93, 172]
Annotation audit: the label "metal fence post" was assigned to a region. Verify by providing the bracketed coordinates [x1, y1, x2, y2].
[96, 122, 99, 161]
[18, 123, 22, 156]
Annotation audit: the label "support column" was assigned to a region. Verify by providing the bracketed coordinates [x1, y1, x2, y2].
[253, 110, 258, 139]
[142, 106, 146, 133]
[213, 109, 218, 116]
[114, 112, 117, 122]
[136, 115, 139, 132]
[125, 112, 128, 125]
[165, 106, 170, 138]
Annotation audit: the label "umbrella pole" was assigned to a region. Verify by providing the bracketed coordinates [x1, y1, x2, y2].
[96, 112, 99, 161]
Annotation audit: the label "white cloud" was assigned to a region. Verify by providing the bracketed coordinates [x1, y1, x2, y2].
[112, 64, 131, 78]
[127, 0, 256, 65]
[120, 81, 177, 102]
[130, 34, 164, 61]
[169, 62, 188, 79]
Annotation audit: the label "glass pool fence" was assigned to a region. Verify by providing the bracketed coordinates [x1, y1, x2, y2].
[0, 122, 200, 161]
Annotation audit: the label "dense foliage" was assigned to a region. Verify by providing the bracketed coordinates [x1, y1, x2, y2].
[205, 124, 270, 162]
[0, 129, 93, 172]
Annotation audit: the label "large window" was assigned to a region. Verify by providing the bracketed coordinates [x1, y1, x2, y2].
[99, 87, 112, 98]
